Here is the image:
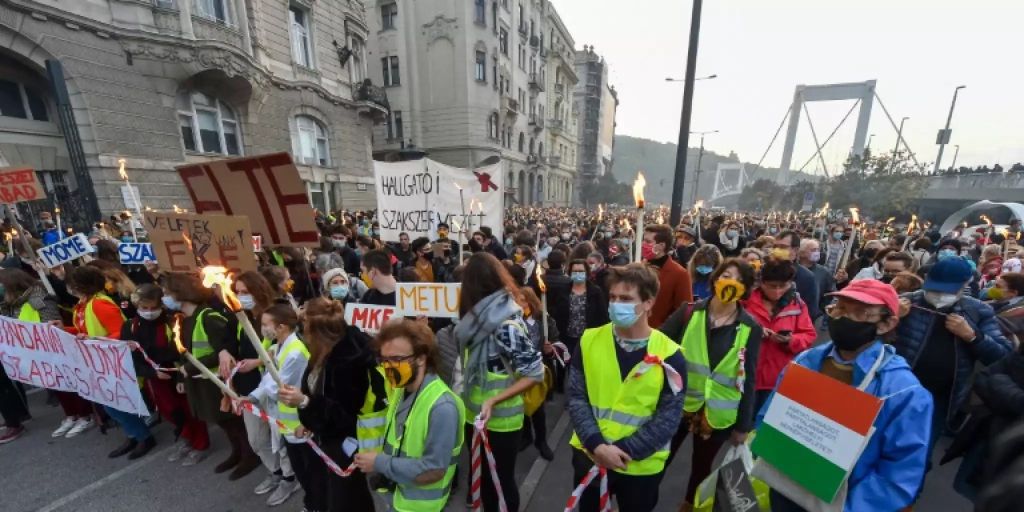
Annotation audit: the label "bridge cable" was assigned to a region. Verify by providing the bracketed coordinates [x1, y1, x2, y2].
[796, 98, 861, 174]
[801, 100, 831, 178]
[872, 91, 922, 169]
[754, 105, 792, 173]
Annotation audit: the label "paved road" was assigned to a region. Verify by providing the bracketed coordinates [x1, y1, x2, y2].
[2, 388, 969, 512]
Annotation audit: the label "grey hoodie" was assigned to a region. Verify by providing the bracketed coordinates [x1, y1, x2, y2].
[1, 283, 60, 322]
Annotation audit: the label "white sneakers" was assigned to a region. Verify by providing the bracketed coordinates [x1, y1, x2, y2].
[266, 478, 300, 507]
[254, 474, 282, 495]
[64, 417, 94, 438]
[51, 418, 75, 438]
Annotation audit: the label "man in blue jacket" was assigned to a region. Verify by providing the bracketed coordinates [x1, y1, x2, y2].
[895, 257, 1012, 470]
[758, 279, 933, 511]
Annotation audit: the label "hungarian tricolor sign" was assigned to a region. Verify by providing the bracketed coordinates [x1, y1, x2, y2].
[752, 363, 882, 503]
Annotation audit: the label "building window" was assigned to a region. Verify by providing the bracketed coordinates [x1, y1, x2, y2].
[350, 36, 365, 83]
[474, 51, 487, 82]
[177, 91, 241, 155]
[195, 0, 231, 24]
[0, 79, 48, 121]
[381, 3, 398, 30]
[487, 113, 499, 139]
[474, 0, 486, 24]
[386, 110, 403, 141]
[289, 6, 313, 68]
[292, 115, 329, 166]
[518, 132, 525, 152]
[382, 56, 400, 86]
[308, 182, 326, 212]
[499, 28, 509, 56]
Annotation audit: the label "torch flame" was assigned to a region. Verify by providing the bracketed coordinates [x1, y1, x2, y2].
[695, 199, 705, 210]
[849, 207, 860, 224]
[118, 158, 128, 181]
[534, 262, 546, 294]
[632, 172, 646, 209]
[656, 212, 665, 225]
[598, 204, 604, 222]
[885, 217, 895, 226]
[201, 266, 242, 312]
[172, 316, 185, 354]
[818, 202, 830, 217]
[980, 214, 992, 227]
[907, 214, 917, 235]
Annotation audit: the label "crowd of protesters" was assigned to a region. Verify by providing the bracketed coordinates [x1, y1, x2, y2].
[0, 203, 1022, 512]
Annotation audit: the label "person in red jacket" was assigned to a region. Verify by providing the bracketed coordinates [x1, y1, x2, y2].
[642, 224, 693, 328]
[741, 258, 816, 412]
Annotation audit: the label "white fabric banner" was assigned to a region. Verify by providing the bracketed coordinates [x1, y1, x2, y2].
[374, 159, 504, 242]
[0, 316, 149, 415]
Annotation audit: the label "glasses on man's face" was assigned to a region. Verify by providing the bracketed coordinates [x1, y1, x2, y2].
[377, 354, 415, 365]
[825, 303, 884, 323]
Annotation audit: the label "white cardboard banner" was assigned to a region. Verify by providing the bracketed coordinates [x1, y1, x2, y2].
[374, 159, 504, 242]
[0, 316, 149, 415]
[344, 303, 397, 335]
[36, 233, 95, 268]
[118, 243, 157, 264]
[396, 282, 461, 319]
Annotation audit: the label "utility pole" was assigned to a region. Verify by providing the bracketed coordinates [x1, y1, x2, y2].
[668, 0, 703, 227]
[934, 85, 966, 174]
[890, 117, 908, 173]
[690, 130, 717, 206]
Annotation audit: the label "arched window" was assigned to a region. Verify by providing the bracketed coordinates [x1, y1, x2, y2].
[528, 137, 535, 156]
[177, 90, 241, 155]
[518, 132, 525, 153]
[292, 115, 330, 166]
[487, 112, 499, 139]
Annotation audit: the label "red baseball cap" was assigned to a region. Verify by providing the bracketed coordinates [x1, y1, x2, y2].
[827, 279, 900, 316]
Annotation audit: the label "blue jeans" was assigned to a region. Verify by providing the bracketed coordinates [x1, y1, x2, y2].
[104, 405, 152, 442]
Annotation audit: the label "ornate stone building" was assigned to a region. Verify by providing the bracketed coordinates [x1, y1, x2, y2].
[0, 0, 386, 229]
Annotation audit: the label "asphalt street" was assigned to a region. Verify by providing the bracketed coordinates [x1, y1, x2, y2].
[2, 388, 969, 512]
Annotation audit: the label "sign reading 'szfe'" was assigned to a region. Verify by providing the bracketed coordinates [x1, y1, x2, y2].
[176, 153, 319, 247]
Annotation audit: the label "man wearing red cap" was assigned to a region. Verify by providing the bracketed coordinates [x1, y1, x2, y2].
[756, 279, 934, 511]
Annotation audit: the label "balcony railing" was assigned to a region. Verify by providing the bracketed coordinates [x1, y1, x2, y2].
[356, 80, 390, 112]
[544, 155, 562, 166]
[547, 118, 563, 134]
[503, 97, 520, 117]
[529, 73, 544, 92]
[529, 115, 543, 132]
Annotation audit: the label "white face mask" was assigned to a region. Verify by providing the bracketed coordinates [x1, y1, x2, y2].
[924, 290, 961, 310]
[138, 309, 162, 321]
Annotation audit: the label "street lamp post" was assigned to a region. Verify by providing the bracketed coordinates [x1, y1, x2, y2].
[890, 117, 909, 172]
[668, 0, 705, 228]
[690, 130, 718, 206]
[933, 85, 966, 174]
[866, 133, 875, 151]
[951, 144, 961, 170]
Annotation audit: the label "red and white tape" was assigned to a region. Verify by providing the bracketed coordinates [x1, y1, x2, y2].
[239, 401, 357, 478]
[564, 465, 611, 512]
[470, 417, 509, 512]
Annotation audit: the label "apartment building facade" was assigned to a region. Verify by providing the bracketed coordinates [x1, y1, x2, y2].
[0, 0, 385, 228]
[574, 44, 618, 201]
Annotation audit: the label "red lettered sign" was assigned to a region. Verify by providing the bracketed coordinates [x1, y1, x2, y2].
[344, 303, 397, 335]
[0, 166, 45, 204]
[176, 153, 319, 247]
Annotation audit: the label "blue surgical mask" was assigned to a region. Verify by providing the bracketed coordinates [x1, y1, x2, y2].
[938, 249, 957, 261]
[121, 236, 133, 243]
[329, 285, 349, 300]
[571, 272, 587, 283]
[769, 227, 779, 235]
[608, 302, 641, 328]
[238, 294, 256, 311]
[832, 232, 844, 241]
[161, 295, 181, 311]
[696, 265, 714, 275]
[727, 230, 739, 239]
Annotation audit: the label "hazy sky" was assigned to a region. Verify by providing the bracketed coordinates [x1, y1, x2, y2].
[553, 0, 1024, 175]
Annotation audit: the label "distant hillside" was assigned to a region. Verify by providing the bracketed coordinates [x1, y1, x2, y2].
[611, 135, 818, 206]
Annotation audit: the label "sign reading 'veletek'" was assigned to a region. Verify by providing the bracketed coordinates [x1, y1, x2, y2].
[176, 153, 319, 247]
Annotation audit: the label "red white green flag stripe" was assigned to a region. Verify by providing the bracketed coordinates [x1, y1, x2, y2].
[752, 363, 883, 503]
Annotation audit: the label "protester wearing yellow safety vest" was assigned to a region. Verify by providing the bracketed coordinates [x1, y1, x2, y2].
[0, 269, 61, 444]
[659, 258, 763, 512]
[278, 297, 379, 511]
[245, 304, 307, 508]
[162, 273, 257, 478]
[566, 263, 687, 512]
[454, 253, 544, 512]
[353, 320, 465, 512]
[231, 271, 300, 502]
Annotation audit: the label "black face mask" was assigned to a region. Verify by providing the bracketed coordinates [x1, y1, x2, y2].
[827, 316, 880, 352]
[880, 274, 895, 284]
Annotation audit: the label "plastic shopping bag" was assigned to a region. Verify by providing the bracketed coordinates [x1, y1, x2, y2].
[694, 444, 771, 512]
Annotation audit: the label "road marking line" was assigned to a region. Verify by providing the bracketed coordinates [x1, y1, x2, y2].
[519, 406, 572, 508]
[34, 444, 174, 512]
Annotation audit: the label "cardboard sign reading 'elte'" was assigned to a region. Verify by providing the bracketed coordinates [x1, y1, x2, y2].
[396, 282, 461, 318]
[145, 212, 255, 274]
[176, 153, 319, 247]
[0, 166, 46, 204]
[36, 233, 94, 268]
